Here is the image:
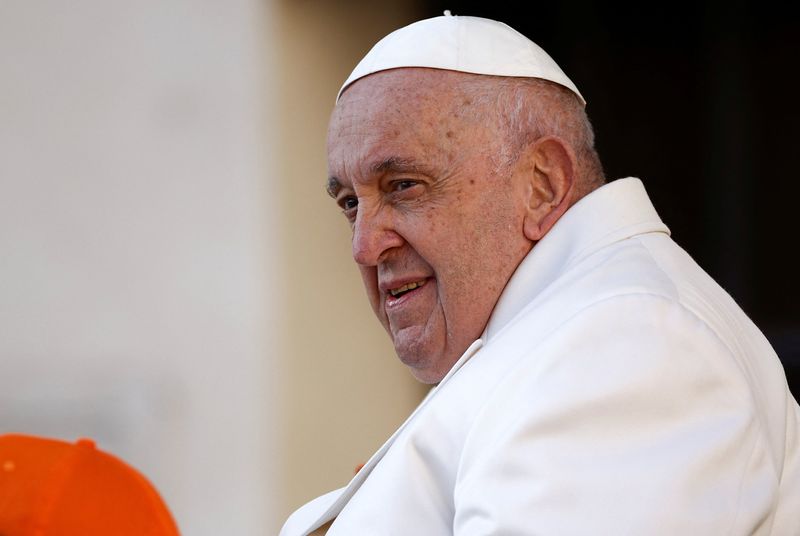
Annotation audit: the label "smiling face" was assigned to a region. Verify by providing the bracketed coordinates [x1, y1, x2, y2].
[327, 69, 535, 383]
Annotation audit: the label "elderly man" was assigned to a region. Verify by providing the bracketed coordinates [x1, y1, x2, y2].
[281, 13, 800, 536]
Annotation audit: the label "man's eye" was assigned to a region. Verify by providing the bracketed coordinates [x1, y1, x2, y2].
[340, 196, 358, 211]
[392, 180, 417, 191]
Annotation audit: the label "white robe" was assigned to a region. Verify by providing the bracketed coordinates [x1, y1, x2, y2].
[281, 178, 800, 535]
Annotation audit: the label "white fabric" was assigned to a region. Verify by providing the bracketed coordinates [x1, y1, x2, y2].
[337, 13, 585, 104]
[281, 178, 800, 535]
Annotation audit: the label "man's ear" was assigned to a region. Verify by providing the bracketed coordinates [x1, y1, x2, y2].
[521, 136, 576, 242]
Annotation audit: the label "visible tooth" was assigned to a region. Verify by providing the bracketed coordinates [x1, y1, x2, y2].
[389, 279, 426, 297]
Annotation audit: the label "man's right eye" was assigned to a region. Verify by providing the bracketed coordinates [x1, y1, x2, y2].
[340, 196, 358, 211]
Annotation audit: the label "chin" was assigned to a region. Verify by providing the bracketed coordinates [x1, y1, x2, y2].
[397, 347, 452, 384]
[392, 328, 454, 383]
[408, 365, 447, 385]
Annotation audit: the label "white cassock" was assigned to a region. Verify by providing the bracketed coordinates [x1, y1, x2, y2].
[281, 178, 800, 536]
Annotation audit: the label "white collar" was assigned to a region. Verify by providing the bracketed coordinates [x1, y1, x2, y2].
[483, 177, 670, 341]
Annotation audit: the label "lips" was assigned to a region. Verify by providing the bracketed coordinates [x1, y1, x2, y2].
[382, 278, 430, 307]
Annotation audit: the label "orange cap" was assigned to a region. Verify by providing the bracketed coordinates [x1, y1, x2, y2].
[0, 434, 180, 536]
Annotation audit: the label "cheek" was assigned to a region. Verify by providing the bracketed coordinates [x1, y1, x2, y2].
[437, 195, 527, 301]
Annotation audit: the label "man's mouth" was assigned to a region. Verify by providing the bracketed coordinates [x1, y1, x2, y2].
[388, 279, 427, 299]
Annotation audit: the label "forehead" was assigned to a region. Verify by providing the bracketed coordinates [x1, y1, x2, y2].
[327, 69, 493, 174]
[334, 68, 466, 123]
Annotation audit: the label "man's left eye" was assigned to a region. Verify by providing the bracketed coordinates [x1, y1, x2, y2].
[392, 180, 417, 191]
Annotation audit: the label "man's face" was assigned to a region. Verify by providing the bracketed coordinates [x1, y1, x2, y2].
[327, 69, 532, 383]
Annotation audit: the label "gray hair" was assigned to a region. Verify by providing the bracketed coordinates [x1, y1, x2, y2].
[459, 76, 606, 199]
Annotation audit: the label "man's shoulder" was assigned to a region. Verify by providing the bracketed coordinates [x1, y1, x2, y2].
[505, 232, 686, 337]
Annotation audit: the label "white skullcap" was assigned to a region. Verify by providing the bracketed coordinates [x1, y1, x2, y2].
[337, 11, 585, 105]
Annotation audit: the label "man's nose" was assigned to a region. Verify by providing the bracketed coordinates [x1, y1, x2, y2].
[351, 207, 404, 266]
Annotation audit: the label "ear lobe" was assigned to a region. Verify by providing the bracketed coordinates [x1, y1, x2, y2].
[522, 136, 576, 241]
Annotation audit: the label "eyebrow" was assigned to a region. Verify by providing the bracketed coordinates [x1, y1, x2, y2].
[326, 176, 341, 198]
[370, 156, 421, 175]
[326, 157, 425, 198]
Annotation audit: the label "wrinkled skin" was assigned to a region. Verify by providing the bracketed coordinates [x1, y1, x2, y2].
[326, 69, 539, 383]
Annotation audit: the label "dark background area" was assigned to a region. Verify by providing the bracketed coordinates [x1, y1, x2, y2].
[424, 0, 799, 394]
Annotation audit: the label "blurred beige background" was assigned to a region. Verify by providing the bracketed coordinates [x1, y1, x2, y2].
[0, 0, 424, 533]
